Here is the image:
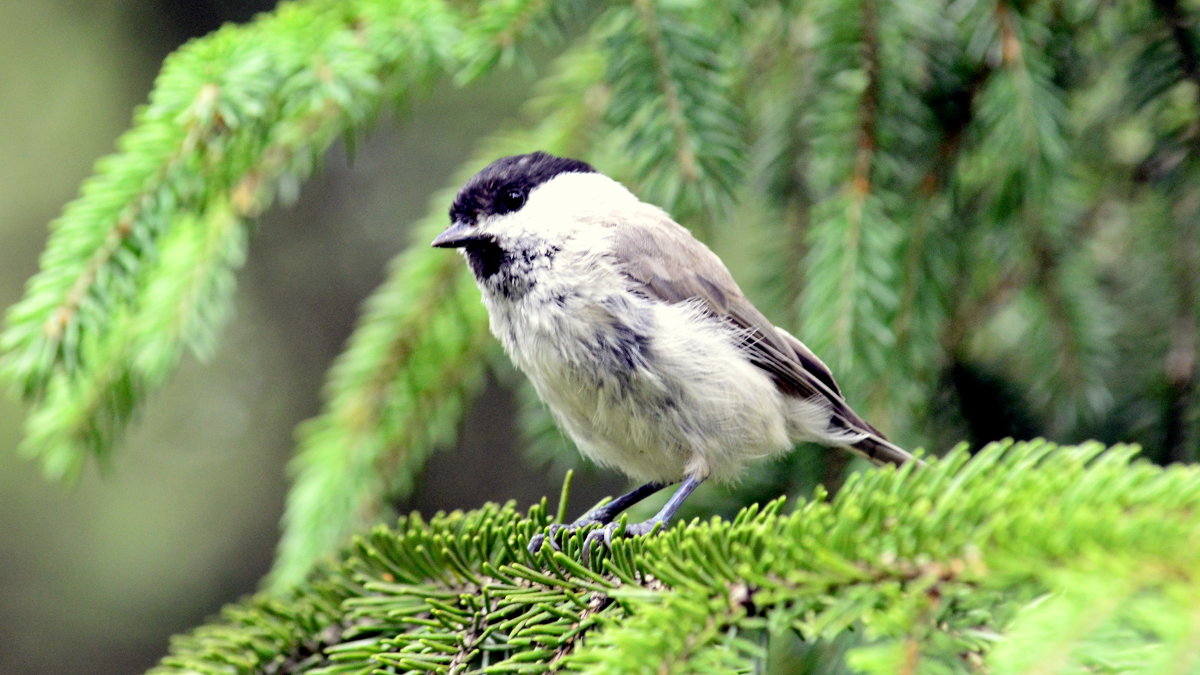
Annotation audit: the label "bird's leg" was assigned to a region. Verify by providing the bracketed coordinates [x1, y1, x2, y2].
[528, 481, 669, 553]
[581, 475, 704, 564]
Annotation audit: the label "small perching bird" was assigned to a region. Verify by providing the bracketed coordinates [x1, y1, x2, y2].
[433, 152, 917, 558]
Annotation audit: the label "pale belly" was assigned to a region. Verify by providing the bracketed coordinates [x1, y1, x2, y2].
[488, 292, 793, 483]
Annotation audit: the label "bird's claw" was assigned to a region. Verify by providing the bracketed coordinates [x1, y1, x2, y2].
[580, 524, 616, 565]
[527, 532, 547, 554]
[526, 522, 576, 554]
[580, 519, 664, 566]
[530, 518, 665, 563]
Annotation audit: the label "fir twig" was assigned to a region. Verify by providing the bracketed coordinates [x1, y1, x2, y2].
[150, 442, 1200, 674]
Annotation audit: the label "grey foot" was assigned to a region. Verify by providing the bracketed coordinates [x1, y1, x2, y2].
[527, 482, 670, 554]
[527, 477, 701, 562]
[528, 521, 596, 554]
[580, 518, 665, 565]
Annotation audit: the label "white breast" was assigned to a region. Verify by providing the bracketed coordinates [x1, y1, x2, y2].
[481, 243, 793, 484]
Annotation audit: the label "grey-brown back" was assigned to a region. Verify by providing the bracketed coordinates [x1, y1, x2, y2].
[609, 212, 916, 467]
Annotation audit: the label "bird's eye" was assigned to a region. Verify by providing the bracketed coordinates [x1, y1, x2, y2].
[496, 188, 527, 215]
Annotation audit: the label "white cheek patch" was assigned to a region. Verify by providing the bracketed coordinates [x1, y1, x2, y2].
[483, 175, 639, 271]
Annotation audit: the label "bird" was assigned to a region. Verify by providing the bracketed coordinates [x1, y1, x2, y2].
[432, 151, 917, 559]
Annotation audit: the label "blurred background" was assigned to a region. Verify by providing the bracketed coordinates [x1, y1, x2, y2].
[0, 2, 615, 672]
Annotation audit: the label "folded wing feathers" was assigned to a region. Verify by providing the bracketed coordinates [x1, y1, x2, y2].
[609, 215, 917, 467]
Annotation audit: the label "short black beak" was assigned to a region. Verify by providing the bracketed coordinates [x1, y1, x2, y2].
[431, 221, 479, 249]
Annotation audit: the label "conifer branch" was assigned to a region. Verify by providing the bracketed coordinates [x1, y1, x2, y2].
[602, 1, 746, 224]
[271, 229, 492, 591]
[0, 0, 590, 481]
[852, 0, 881, 199]
[1, 0, 466, 478]
[149, 442, 1200, 674]
[837, 0, 883, 356]
[631, 0, 700, 184]
[798, 0, 901, 408]
[456, 0, 575, 81]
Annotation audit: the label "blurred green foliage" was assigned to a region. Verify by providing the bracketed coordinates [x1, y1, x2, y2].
[3, 0, 1200, 671]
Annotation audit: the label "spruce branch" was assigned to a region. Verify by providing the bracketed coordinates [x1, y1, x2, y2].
[456, 0, 592, 82]
[149, 441, 1200, 674]
[942, 1, 1125, 437]
[0, 0, 598, 481]
[798, 0, 902, 412]
[270, 221, 493, 592]
[632, 0, 703, 185]
[0, 0, 465, 479]
[601, 0, 747, 226]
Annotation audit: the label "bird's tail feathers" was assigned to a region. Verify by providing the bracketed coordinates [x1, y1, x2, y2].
[850, 433, 922, 468]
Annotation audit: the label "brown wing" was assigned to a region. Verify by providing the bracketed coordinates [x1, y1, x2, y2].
[607, 211, 921, 466]
[609, 213, 876, 430]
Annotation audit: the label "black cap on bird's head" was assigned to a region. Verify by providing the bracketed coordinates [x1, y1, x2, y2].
[432, 152, 596, 249]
